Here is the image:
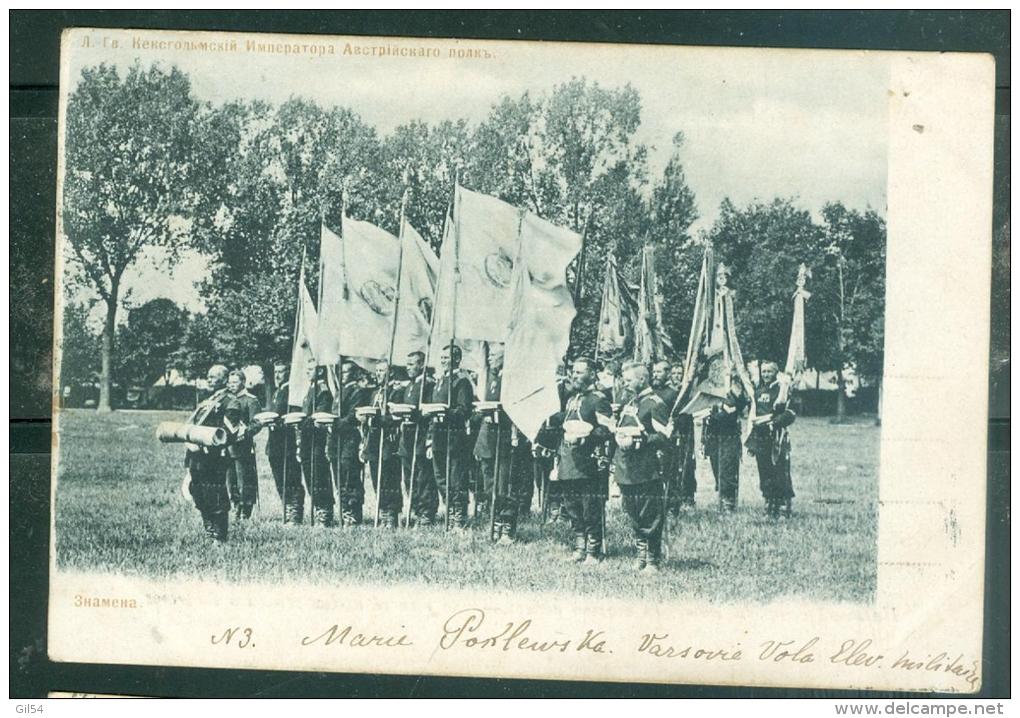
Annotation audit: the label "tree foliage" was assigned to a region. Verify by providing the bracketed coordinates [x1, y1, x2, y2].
[62, 63, 208, 410]
[115, 298, 186, 388]
[64, 62, 887, 404]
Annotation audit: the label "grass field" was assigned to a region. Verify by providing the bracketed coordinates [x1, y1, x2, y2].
[53, 409, 878, 604]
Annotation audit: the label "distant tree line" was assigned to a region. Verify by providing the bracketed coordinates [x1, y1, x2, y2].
[59, 62, 886, 413]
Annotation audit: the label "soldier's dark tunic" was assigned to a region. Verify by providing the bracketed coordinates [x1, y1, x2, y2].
[673, 412, 697, 506]
[185, 387, 232, 541]
[473, 370, 532, 539]
[614, 387, 671, 564]
[266, 381, 304, 522]
[394, 373, 439, 524]
[703, 386, 748, 511]
[365, 381, 404, 524]
[300, 382, 336, 525]
[225, 389, 261, 518]
[429, 367, 476, 528]
[532, 412, 562, 519]
[747, 380, 796, 516]
[652, 384, 680, 512]
[556, 383, 613, 558]
[328, 382, 371, 525]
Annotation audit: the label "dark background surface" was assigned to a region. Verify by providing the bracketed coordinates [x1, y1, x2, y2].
[10, 9, 1009, 699]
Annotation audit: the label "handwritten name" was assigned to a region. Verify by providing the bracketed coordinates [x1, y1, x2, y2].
[439, 608, 607, 654]
[301, 624, 413, 649]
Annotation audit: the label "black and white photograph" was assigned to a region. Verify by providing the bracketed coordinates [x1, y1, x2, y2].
[46, 26, 994, 693]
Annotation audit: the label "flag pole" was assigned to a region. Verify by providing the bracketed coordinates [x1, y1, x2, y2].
[406, 200, 447, 529]
[311, 218, 329, 527]
[444, 174, 461, 532]
[375, 190, 409, 528]
[285, 246, 309, 522]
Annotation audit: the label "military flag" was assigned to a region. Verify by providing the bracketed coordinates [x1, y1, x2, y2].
[392, 220, 439, 360]
[595, 252, 639, 361]
[634, 244, 673, 365]
[785, 263, 811, 382]
[287, 257, 318, 406]
[501, 211, 583, 442]
[317, 218, 400, 370]
[674, 249, 755, 419]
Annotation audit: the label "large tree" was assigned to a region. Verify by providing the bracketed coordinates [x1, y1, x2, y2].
[115, 298, 186, 388]
[62, 63, 208, 411]
[57, 300, 101, 393]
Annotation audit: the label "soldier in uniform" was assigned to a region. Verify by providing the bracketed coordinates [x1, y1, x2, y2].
[614, 364, 671, 572]
[362, 361, 404, 528]
[650, 361, 680, 514]
[668, 363, 697, 510]
[703, 369, 749, 512]
[747, 361, 797, 518]
[556, 358, 613, 564]
[329, 361, 372, 527]
[395, 351, 439, 527]
[224, 369, 263, 520]
[184, 365, 233, 542]
[473, 346, 533, 544]
[266, 361, 304, 523]
[426, 344, 476, 531]
[300, 366, 336, 527]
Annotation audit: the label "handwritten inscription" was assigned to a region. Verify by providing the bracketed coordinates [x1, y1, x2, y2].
[439, 608, 608, 654]
[637, 634, 742, 661]
[759, 637, 818, 663]
[301, 624, 413, 649]
[190, 611, 982, 691]
[891, 650, 981, 690]
[211, 626, 254, 648]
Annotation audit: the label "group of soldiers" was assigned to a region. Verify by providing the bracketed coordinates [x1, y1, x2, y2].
[181, 348, 797, 573]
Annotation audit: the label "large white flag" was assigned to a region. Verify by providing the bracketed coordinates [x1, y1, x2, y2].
[317, 218, 400, 369]
[430, 186, 521, 354]
[500, 213, 582, 442]
[392, 221, 439, 361]
[287, 265, 318, 407]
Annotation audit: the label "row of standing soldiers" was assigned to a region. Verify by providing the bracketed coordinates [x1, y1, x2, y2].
[183, 352, 796, 571]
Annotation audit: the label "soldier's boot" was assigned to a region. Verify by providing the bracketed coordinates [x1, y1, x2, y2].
[634, 539, 649, 571]
[211, 511, 229, 543]
[643, 538, 661, 574]
[315, 505, 335, 528]
[284, 503, 302, 525]
[497, 520, 517, 546]
[567, 532, 586, 563]
[201, 513, 217, 540]
[783, 499, 793, 519]
[450, 508, 468, 532]
[381, 510, 399, 529]
[240, 504, 254, 520]
[582, 533, 603, 565]
[476, 501, 489, 521]
[233, 504, 243, 521]
[489, 520, 502, 543]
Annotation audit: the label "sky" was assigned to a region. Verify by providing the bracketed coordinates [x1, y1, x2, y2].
[62, 28, 891, 317]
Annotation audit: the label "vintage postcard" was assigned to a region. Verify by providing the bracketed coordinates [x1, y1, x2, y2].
[49, 27, 993, 692]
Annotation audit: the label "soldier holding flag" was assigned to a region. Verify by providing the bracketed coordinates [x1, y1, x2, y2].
[300, 366, 336, 527]
[395, 351, 440, 527]
[362, 361, 404, 528]
[748, 361, 797, 518]
[266, 361, 304, 523]
[427, 344, 477, 531]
